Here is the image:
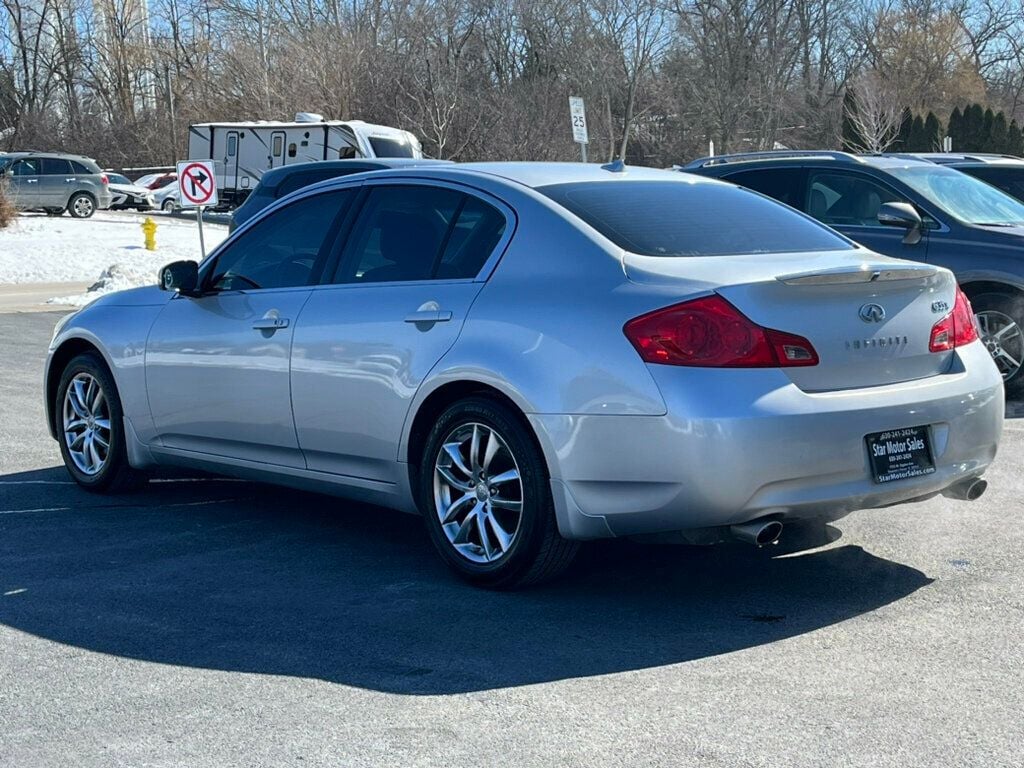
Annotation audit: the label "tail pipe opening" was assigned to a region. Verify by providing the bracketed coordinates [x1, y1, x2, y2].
[730, 519, 784, 547]
[943, 477, 988, 502]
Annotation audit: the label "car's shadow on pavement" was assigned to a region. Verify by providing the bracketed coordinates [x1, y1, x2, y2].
[0, 466, 932, 694]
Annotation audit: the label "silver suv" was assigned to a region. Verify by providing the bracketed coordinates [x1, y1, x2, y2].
[0, 151, 113, 218]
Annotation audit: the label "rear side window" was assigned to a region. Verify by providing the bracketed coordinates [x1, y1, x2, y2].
[278, 169, 355, 198]
[538, 180, 853, 256]
[437, 196, 507, 279]
[70, 160, 98, 174]
[335, 185, 463, 283]
[40, 158, 73, 175]
[724, 168, 805, 209]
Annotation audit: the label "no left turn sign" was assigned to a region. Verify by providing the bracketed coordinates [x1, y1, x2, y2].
[177, 160, 218, 208]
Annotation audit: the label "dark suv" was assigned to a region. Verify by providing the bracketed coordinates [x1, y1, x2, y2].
[684, 150, 1024, 394]
[910, 153, 1024, 204]
[228, 158, 449, 232]
[0, 151, 112, 217]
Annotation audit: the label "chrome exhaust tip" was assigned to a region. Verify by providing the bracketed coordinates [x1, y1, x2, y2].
[943, 477, 988, 502]
[730, 520, 784, 547]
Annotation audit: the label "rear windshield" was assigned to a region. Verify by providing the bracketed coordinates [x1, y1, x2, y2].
[368, 136, 415, 158]
[537, 179, 854, 256]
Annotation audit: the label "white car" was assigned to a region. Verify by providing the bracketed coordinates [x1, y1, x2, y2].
[106, 173, 155, 211]
[153, 182, 179, 212]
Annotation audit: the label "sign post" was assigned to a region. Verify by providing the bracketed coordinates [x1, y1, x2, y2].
[569, 96, 589, 163]
[177, 160, 218, 259]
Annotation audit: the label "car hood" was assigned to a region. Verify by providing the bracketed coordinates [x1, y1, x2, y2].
[87, 284, 171, 308]
[109, 183, 152, 196]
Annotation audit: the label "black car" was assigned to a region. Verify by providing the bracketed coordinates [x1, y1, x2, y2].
[684, 150, 1024, 394]
[228, 158, 450, 232]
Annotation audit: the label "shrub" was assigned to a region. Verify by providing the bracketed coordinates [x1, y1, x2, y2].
[0, 179, 16, 229]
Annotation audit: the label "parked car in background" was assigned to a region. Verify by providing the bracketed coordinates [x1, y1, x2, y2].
[229, 158, 451, 232]
[134, 171, 176, 191]
[684, 151, 1024, 394]
[0, 151, 112, 218]
[153, 183, 179, 212]
[106, 173, 155, 211]
[45, 163, 1002, 587]
[908, 153, 1024, 204]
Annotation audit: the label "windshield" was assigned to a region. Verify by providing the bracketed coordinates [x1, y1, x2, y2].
[538, 179, 854, 257]
[368, 136, 415, 158]
[108, 174, 131, 185]
[888, 165, 1024, 226]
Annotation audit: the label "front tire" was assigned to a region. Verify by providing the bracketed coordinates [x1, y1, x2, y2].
[971, 292, 1024, 397]
[161, 199, 176, 212]
[56, 352, 138, 492]
[67, 192, 96, 218]
[419, 397, 578, 588]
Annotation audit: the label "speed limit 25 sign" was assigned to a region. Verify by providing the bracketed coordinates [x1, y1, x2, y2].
[569, 96, 589, 145]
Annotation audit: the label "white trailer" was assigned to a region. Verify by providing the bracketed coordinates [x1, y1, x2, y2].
[186, 113, 422, 207]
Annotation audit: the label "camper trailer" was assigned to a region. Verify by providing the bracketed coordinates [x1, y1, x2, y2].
[186, 113, 422, 207]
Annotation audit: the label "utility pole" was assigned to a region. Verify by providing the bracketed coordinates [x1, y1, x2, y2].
[165, 64, 178, 165]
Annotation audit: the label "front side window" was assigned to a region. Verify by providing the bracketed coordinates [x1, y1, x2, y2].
[538, 180, 853, 256]
[806, 172, 906, 228]
[335, 185, 463, 283]
[12, 159, 40, 176]
[207, 190, 352, 291]
[368, 136, 415, 158]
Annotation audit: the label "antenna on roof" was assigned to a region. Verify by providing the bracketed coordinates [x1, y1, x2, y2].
[601, 158, 625, 173]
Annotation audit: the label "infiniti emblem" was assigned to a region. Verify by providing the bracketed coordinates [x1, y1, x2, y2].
[859, 303, 886, 323]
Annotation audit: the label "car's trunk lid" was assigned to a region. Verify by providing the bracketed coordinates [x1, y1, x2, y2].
[624, 250, 957, 392]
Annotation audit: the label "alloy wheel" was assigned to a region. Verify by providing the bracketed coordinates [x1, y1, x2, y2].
[433, 422, 524, 564]
[73, 196, 94, 217]
[62, 372, 111, 476]
[976, 310, 1023, 382]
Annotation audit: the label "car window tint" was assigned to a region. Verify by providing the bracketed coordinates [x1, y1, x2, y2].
[278, 169, 354, 198]
[335, 185, 463, 283]
[40, 158, 73, 175]
[436, 196, 507, 279]
[208, 190, 353, 291]
[538, 180, 853, 256]
[954, 166, 1024, 208]
[724, 168, 804, 209]
[12, 159, 40, 176]
[806, 172, 905, 227]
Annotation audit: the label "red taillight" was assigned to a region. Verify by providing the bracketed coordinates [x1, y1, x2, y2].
[100, 173, 109, 185]
[623, 295, 819, 368]
[929, 286, 978, 352]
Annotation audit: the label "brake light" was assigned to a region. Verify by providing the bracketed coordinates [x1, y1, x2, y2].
[929, 286, 978, 352]
[100, 173, 109, 185]
[624, 295, 819, 368]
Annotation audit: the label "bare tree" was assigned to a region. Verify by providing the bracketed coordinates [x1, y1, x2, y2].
[845, 71, 902, 152]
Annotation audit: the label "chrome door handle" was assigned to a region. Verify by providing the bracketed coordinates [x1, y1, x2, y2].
[404, 310, 453, 324]
[65, 177, 76, 182]
[252, 317, 290, 331]
[26, 179, 38, 183]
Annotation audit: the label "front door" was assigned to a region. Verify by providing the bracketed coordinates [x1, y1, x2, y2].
[8, 158, 43, 208]
[225, 130, 240, 190]
[804, 169, 930, 263]
[145, 188, 354, 466]
[291, 183, 511, 482]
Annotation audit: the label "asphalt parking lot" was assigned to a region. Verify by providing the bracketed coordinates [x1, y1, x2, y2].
[1, 310, 1022, 767]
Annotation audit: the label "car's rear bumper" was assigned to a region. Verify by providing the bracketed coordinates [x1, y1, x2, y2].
[531, 342, 1004, 540]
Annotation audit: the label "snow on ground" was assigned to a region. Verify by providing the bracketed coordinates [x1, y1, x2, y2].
[0, 211, 227, 306]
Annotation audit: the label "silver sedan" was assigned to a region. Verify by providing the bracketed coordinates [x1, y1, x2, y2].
[44, 163, 1004, 587]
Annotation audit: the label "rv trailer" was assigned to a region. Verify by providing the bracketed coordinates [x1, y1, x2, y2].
[186, 113, 422, 208]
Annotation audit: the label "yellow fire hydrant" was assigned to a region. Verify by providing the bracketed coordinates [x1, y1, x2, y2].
[141, 217, 157, 251]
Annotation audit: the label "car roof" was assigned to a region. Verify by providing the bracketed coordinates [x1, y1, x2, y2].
[3, 150, 98, 162]
[420, 161, 710, 188]
[259, 158, 450, 187]
[680, 150, 938, 173]
[899, 152, 1024, 168]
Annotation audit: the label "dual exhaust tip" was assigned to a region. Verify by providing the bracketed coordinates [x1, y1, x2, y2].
[730, 476, 987, 547]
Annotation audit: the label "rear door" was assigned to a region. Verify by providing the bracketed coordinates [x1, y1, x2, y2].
[291, 181, 512, 482]
[39, 157, 74, 208]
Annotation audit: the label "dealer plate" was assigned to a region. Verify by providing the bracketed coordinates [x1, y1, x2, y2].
[866, 426, 935, 484]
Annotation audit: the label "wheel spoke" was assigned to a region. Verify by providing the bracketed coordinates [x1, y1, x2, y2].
[69, 379, 89, 419]
[469, 425, 482, 472]
[482, 429, 500, 472]
[452, 503, 482, 545]
[65, 418, 88, 434]
[437, 465, 472, 492]
[87, 435, 102, 470]
[92, 430, 110, 450]
[489, 468, 520, 486]
[478, 511, 495, 560]
[442, 442, 472, 478]
[997, 349, 1021, 370]
[441, 491, 475, 524]
[486, 511, 514, 553]
[94, 417, 111, 432]
[489, 496, 522, 511]
[68, 430, 87, 451]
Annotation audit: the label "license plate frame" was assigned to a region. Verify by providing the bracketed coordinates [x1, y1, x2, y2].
[865, 426, 936, 484]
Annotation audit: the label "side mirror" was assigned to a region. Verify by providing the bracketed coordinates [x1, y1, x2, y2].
[159, 260, 199, 295]
[877, 202, 923, 245]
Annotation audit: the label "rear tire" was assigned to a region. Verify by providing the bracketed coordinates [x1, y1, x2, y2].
[67, 192, 96, 219]
[55, 352, 139, 492]
[418, 397, 578, 588]
[971, 292, 1024, 398]
[161, 199, 176, 212]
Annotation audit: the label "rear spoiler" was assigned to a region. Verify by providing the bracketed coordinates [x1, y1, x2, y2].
[777, 264, 938, 286]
